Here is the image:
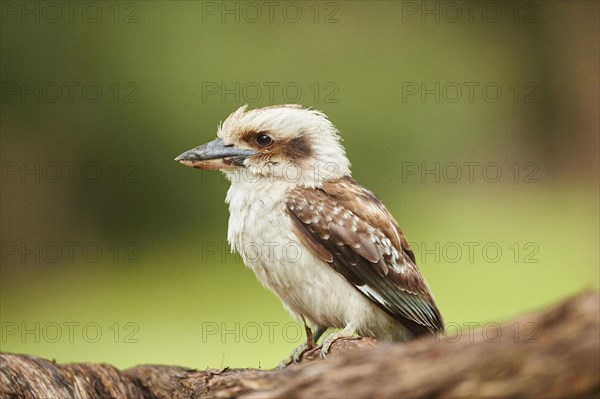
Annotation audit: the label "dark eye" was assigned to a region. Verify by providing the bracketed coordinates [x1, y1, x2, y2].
[255, 134, 273, 147]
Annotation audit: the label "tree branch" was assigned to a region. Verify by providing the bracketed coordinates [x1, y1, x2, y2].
[1, 292, 598, 398]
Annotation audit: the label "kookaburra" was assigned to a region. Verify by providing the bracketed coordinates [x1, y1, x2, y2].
[176, 105, 444, 362]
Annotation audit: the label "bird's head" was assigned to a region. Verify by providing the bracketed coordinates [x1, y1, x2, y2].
[175, 105, 351, 187]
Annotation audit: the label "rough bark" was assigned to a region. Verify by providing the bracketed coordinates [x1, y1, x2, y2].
[1, 292, 598, 399]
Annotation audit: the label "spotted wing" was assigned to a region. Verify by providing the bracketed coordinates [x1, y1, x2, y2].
[286, 177, 444, 337]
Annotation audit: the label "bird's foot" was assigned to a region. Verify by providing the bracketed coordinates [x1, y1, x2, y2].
[319, 326, 359, 359]
[278, 322, 330, 367]
[278, 343, 310, 368]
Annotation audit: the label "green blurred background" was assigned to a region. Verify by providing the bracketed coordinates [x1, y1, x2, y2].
[1, 1, 598, 369]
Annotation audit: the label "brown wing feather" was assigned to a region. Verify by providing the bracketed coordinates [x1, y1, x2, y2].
[287, 177, 444, 336]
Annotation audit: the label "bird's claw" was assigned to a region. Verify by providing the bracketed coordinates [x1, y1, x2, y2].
[278, 343, 309, 368]
[319, 328, 359, 359]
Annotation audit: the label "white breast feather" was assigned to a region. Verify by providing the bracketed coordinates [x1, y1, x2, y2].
[224, 175, 411, 341]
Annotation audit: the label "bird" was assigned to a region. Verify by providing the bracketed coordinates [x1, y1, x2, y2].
[175, 104, 444, 364]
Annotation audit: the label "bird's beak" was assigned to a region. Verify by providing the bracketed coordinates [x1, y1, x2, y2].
[175, 138, 257, 170]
